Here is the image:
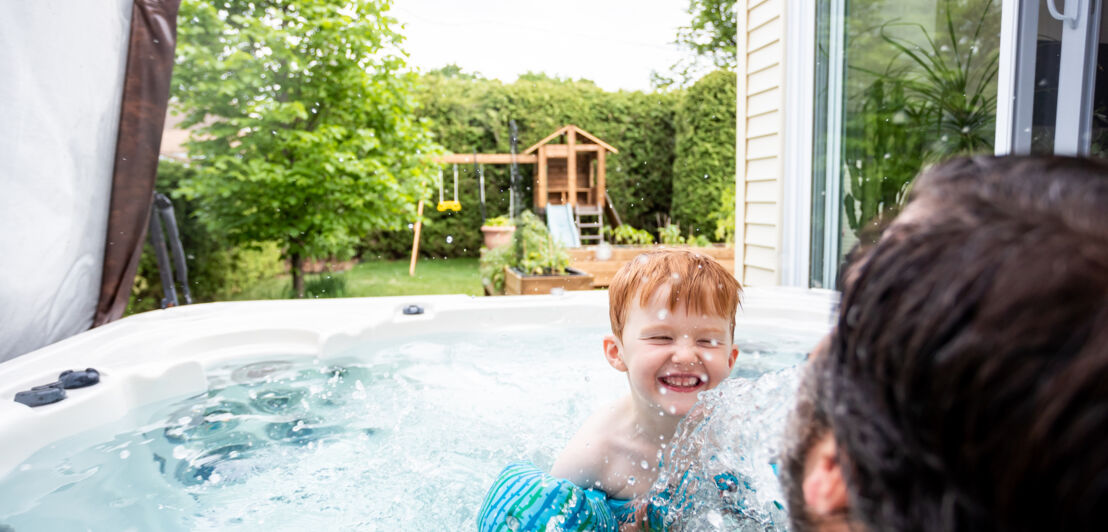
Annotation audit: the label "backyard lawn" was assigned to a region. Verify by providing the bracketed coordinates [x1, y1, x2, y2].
[232, 258, 483, 300]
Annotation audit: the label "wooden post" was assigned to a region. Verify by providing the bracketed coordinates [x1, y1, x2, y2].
[409, 199, 424, 276]
[567, 126, 577, 206]
[537, 145, 548, 210]
[596, 148, 606, 211]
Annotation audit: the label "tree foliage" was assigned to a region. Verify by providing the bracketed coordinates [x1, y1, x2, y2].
[172, 0, 439, 296]
[128, 160, 285, 314]
[655, 0, 738, 87]
[671, 70, 737, 242]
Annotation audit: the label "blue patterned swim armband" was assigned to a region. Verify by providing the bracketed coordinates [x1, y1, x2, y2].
[477, 462, 621, 532]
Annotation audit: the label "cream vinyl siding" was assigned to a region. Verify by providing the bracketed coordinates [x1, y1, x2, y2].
[735, 0, 786, 286]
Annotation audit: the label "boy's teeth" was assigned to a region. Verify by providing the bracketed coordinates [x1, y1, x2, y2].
[662, 376, 700, 387]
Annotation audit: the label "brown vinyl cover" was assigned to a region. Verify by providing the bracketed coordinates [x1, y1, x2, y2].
[93, 0, 181, 326]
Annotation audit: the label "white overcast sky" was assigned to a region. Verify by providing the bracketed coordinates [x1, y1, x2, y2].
[390, 0, 691, 92]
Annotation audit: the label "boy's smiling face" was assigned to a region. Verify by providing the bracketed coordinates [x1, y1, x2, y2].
[605, 287, 739, 417]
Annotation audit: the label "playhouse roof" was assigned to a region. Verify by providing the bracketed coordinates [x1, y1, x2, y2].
[523, 124, 618, 155]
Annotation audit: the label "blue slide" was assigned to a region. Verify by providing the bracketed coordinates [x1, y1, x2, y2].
[545, 204, 580, 248]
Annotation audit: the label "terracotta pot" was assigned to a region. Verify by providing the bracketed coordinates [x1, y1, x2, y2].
[481, 225, 516, 249]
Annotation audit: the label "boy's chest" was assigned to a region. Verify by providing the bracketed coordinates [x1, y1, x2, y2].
[595, 438, 663, 500]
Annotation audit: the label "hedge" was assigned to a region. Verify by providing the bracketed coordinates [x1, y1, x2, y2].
[362, 72, 681, 258]
[671, 70, 737, 241]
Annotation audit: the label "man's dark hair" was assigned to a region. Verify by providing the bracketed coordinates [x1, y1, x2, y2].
[824, 156, 1108, 531]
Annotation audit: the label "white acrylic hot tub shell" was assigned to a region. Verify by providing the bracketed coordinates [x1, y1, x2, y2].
[0, 288, 835, 478]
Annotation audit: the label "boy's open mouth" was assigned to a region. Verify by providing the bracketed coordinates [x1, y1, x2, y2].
[658, 374, 704, 392]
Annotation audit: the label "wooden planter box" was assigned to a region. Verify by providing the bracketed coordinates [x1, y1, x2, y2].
[567, 245, 735, 288]
[503, 266, 595, 295]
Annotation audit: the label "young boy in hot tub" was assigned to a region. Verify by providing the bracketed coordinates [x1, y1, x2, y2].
[477, 250, 741, 530]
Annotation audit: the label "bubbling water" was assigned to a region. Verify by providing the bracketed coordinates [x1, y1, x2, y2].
[640, 365, 800, 531]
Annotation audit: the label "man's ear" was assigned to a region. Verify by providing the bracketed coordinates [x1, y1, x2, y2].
[802, 433, 849, 517]
[727, 344, 739, 369]
[603, 335, 627, 372]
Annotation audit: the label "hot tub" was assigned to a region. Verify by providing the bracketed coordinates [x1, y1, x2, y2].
[0, 288, 833, 529]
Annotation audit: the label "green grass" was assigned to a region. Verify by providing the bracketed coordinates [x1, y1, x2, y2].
[232, 258, 483, 300]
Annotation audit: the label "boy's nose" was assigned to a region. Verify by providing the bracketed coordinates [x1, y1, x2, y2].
[671, 342, 698, 363]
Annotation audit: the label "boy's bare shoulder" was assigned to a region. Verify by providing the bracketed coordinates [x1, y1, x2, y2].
[550, 396, 630, 489]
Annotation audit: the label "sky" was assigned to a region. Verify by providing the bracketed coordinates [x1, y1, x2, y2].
[390, 0, 691, 92]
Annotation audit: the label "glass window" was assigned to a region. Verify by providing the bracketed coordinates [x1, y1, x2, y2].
[812, 0, 1003, 288]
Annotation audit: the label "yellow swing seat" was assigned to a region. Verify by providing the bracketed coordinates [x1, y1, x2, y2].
[437, 164, 462, 212]
[436, 200, 462, 212]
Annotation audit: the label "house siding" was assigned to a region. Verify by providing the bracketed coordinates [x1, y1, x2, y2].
[735, 0, 787, 286]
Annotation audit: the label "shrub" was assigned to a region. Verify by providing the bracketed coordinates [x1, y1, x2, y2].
[658, 223, 686, 245]
[612, 225, 655, 246]
[478, 210, 569, 293]
[484, 215, 514, 227]
[128, 160, 285, 314]
[514, 211, 569, 275]
[299, 273, 347, 299]
[671, 70, 737, 242]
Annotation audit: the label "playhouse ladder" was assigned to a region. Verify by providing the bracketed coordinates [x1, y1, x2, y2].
[575, 205, 604, 243]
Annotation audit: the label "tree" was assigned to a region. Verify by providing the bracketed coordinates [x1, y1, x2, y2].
[172, 0, 439, 297]
[655, 0, 738, 88]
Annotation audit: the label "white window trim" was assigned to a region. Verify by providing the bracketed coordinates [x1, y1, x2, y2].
[780, 0, 816, 287]
[995, 0, 1039, 155]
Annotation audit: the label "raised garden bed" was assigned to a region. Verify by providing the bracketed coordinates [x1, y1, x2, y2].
[503, 266, 594, 295]
[567, 245, 735, 288]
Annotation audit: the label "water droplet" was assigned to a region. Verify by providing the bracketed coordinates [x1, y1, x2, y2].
[640, 460, 649, 469]
[119, 449, 131, 459]
[658, 386, 668, 395]
[657, 309, 668, 320]
[445, 235, 454, 244]
[627, 476, 636, 486]
[505, 516, 520, 531]
[710, 339, 719, 347]
[671, 272, 680, 280]
[668, 406, 677, 414]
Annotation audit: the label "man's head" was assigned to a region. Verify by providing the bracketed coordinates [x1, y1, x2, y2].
[604, 250, 742, 416]
[782, 156, 1108, 531]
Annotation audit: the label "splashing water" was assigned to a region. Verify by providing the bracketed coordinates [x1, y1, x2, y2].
[639, 366, 801, 531]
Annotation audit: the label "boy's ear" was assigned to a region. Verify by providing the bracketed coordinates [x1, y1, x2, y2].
[603, 335, 627, 372]
[727, 344, 739, 369]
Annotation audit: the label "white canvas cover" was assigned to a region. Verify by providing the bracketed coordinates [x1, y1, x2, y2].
[0, 0, 133, 362]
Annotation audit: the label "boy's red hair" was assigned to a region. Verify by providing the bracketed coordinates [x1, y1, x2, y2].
[608, 249, 742, 340]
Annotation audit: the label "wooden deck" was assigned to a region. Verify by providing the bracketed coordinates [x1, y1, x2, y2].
[567, 245, 736, 288]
